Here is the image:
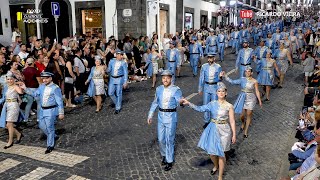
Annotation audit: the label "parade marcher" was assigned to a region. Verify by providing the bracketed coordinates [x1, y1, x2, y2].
[205, 30, 218, 56]
[274, 41, 294, 88]
[182, 82, 236, 180]
[146, 45, 161, 88]
[198, 53, 223, 127]
[176, 42, 186, 77]
[0, 74, 24, 149]
[107, 50, 128, 114]
[262, 23, 268, 38]
[254, 39, 268, 73]
[189, 36, 203, 77]
[265, 32, 277, 55]
[85, 56, 106, 112]
[281, 27, 289, 39]
[239, 26, 249, 45]
[252, 24, 260, 46]
[22, 71, 64, 154]
[217, 31, 226, 62]
[255, 50, 280, 101]
[147, 70, 183, 171]
[289, 31, 299, 59]
[165, 41, 179, 84]
[272, 28, 283, 46]
[228, 29, 234, 48]
[235, 39, 255, 78]
[297, 28, 305, 54]
[232, 27, 241, 55]
[224, 66, 262, 138]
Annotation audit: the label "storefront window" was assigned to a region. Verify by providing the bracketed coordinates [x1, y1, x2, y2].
[81, 9, 102, 36]
[184, 13, 193, 30]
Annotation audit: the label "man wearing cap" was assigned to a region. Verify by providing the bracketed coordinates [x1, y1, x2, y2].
[107, 50, 128, 114]
[198, 53, 224, 127]
[239, 26, 249, 45]
[189, 36, 203, 77]
[165, 41, 179, 84]
[235, 39, 255, 77]
[217, 31, 226, 62]
[205, 30, 218, 56]
[22, 71, 64, 154]
[147, 70, 183, 171]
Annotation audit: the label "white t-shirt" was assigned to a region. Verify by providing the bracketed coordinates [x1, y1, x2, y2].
[18, 51, 29, 60]
[74, 56, 86, 74]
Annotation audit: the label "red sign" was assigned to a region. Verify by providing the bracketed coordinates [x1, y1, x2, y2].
[240, 10, 253, 18]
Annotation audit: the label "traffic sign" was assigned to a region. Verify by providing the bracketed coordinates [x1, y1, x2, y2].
[51, 2, 60, 16]
[240, 10, 253, 18]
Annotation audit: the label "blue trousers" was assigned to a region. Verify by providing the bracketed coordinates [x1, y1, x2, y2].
[39, 116, 56, 147]
[166, 62, 176, 84]
[108, 83, 123, 110]
[203, 91, 218, 123]
[233, 41, 240, 55]
[253, 35, 259, 46]
[217, 43, 225, 61]
[190, 55, 200, 76]
[158, 121, 177, 163]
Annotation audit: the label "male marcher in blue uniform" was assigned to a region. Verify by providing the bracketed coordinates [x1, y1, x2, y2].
[262, 24, 268, 38]
[217, 31, 226, 61]
[235, 39, 255, 77]
[232, 27, 241, 54]
[147, 70, 183, 171]
[165, 41, 179, 84]
[189, 36, 203, 77]
[23, 72, 64, 154]
[252, 24, 260, 46]
[205, 30, 218, 55]
[281, 27, 289, 38]
[198, 53, 223, 128]
[107, 50, 128, 114]
[272, 28, 283, 45]
[240, 26, 249, 45]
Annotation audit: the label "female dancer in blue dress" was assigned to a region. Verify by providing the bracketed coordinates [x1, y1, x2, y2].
[182, 83, 236, 180]
[255, 49, 280, 101]
[224, 66, 262, 138]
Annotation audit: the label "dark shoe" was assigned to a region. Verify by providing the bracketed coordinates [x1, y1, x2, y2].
[239, 127, 244, 133]
[210, 167, 218, 175]
[243, 134, 248, 138]
[109, 104, 115, 108]
[114, 110, 121, 114]
[161, 156, 167, 166]
[15, 133, 24, 144]
[45, 146, 54, 154]
[164, 163, 173, 171]
[193, 74, 196, 77]
[203, 122, 210, 129]
[4, 143, 13, 149]
[278, 86, 283, 89]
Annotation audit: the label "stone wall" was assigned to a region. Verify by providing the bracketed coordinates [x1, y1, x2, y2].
[116, 0, 147, 40]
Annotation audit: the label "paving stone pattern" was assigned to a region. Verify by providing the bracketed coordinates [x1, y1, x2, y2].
[0, 48, 303, 179]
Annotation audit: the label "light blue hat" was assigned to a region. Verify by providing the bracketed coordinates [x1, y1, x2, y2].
[40, 71, 54, 77]
[161, 70, 173, 76]
[217, 82, 227, 90]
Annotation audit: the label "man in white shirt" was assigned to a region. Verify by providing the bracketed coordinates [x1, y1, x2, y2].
[18, 44, 29, 61]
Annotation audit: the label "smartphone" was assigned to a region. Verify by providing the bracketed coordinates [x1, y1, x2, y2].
[302, 106, 308, 115]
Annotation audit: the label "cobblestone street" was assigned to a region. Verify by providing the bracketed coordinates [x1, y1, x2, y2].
[0, 49, 304, 179]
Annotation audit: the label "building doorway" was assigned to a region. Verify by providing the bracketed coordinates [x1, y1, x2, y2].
[201, 15, 208, 28]
[10, 4, 36, 43]
[211, 17, 217, 29]
[159, 10, 168, 39]
[40, 0, 71, 42]
[81, 9, 103, 37]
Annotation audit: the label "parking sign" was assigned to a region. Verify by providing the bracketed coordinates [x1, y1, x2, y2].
[51, 2, 60, 16]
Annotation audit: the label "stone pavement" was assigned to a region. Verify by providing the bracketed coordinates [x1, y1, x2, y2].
[0, 48, 304, 179]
